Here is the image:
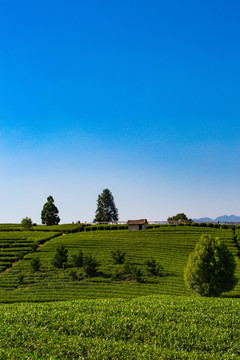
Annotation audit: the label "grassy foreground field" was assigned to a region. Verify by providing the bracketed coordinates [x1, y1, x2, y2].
[0, 226, 239, 302]
[0, 295, 239, 359]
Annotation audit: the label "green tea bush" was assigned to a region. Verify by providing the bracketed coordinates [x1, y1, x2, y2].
[1, 296, 240, 359]
[90, 226, 97, 231]
[110, 225, 118, 230]
[111, 249, 126, 264]
[117, 224, 128, 229]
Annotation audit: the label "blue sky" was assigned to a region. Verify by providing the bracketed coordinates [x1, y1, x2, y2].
[0, 0, 240, 223]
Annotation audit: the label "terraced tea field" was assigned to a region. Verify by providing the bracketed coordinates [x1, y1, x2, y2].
[0, 226, 239, 302]
[0, 295, 239, 359]
[0, 231, 61, 272]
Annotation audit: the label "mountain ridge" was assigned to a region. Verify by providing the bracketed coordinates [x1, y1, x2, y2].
[193, 215, 240, 223]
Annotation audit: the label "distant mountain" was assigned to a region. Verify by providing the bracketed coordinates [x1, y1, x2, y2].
[193, 215, 240, 223]
[193, 217, 214, 223]
[215, 215, 240, 223]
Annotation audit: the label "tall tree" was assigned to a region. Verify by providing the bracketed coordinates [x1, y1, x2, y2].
[184, 234, 237, 296]
[41, 196, 60, 225]
[94, 189, 119, 222]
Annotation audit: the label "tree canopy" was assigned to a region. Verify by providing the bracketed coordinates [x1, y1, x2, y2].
[94, 189, 119, 222]
[52, 245, 68, 268]
[184, 234, 237, 296]
[21, 217, 33, 230]
[168, 213, 192, 223]
[41, 196, 60, 226]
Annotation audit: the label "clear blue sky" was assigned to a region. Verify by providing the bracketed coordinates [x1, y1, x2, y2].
[0, 0, 240, 223]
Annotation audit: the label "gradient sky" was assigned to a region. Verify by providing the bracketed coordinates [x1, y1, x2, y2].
[0, 0, 240, 223]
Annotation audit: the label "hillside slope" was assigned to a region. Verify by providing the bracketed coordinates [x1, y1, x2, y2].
[0, 227, 239, 302]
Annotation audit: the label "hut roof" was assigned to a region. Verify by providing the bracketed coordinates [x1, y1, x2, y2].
[127, 219, 148, 225]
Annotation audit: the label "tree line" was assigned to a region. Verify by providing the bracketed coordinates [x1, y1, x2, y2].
[21, 188, 119, 228]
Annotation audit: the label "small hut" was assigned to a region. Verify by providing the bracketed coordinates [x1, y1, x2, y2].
[127, 219, 148, 231]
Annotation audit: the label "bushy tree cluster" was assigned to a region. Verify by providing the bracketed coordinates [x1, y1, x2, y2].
[51, 246, 100, 278]
[50, 245, 164, 284]
[168, 213, 192, 223]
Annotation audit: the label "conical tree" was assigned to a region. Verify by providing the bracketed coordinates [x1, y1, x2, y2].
[94, 189, 119, 222]
[41, 196, 60, 225]
[184, 234, 237, 296]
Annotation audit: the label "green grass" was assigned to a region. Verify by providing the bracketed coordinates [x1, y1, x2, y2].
[0, 227, 239, 302]
[0, 295, 239, 359]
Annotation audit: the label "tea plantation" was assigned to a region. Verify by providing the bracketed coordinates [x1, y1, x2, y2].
[0, 231, 61, 273]
[0, 225, 239, 302]
[0, 224, 240, 359]
[0, 295, 239, 359]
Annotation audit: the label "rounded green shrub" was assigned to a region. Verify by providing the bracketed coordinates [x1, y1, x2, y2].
[21, 217, 33, 231]
[206, 223, 214, 227]
[184, 234, 237, 296]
